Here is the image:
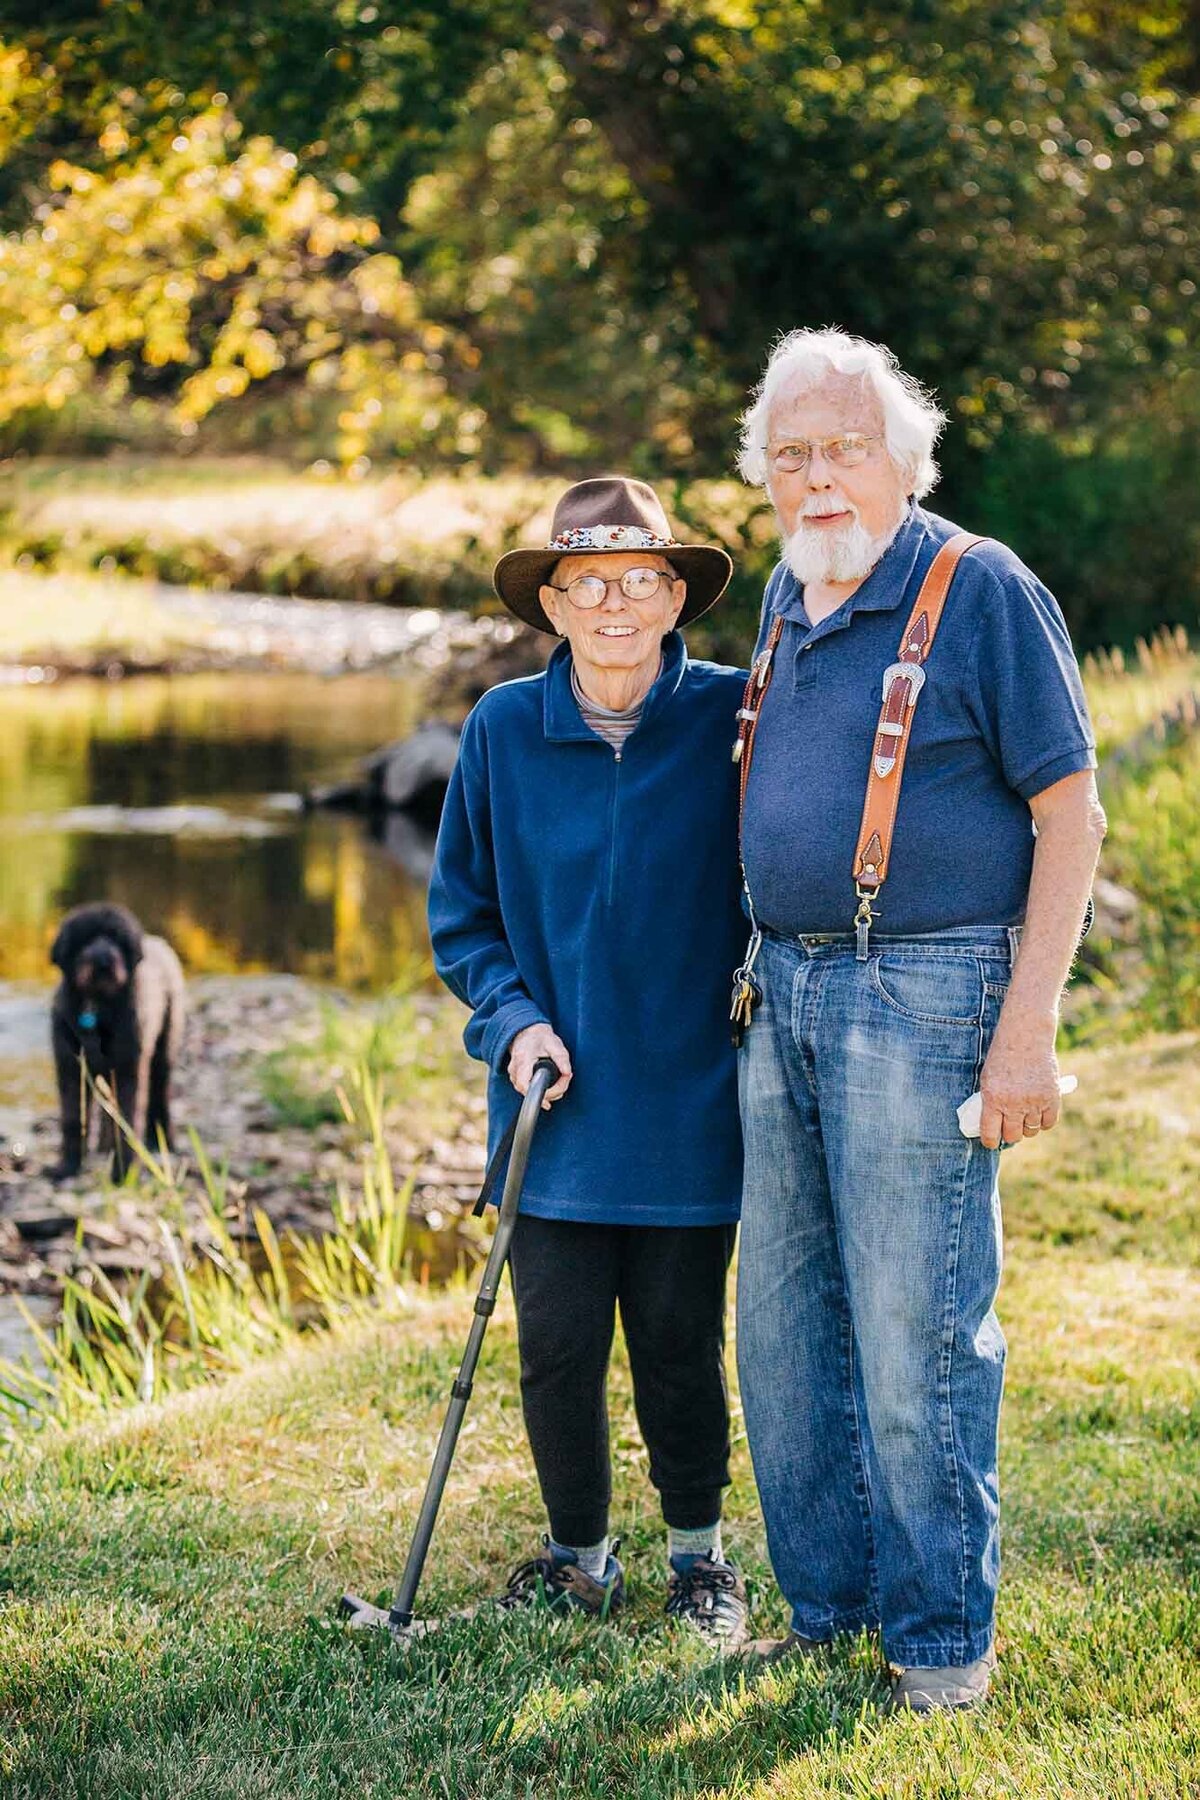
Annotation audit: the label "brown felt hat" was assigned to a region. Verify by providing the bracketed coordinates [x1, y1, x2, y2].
[492, 476, 734, 634]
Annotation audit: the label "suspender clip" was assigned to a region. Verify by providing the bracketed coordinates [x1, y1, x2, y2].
[854, 887, 877, 963]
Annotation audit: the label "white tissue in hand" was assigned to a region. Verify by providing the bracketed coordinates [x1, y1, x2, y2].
[957, 1075, 1078, 1139]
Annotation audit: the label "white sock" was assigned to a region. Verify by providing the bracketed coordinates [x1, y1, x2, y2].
[668, 1521, 723, 1566]
[550, 1535, 610, 1579]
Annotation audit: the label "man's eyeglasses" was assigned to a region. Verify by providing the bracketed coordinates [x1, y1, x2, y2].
[769, 433, 883, 474]
[546, 567, 676, 609]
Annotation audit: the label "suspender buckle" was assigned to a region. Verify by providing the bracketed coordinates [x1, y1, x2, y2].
[881, 660, 926, 705]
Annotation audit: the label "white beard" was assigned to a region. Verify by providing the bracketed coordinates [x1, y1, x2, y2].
[783, 510, 904, 587]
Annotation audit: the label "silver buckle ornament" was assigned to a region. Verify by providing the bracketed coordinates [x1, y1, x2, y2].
[874, 662, 926, 777]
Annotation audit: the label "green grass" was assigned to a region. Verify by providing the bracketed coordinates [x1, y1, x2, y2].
[1, 1034, 1196, 1797]
[1066, 724, 1200, 1041]
[0, 1046, 465, 1426]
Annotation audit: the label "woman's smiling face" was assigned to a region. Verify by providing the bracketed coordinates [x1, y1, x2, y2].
[539, 551, 685, 683]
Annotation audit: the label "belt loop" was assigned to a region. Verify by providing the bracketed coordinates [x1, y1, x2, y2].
[1007, 925, 1022, 968]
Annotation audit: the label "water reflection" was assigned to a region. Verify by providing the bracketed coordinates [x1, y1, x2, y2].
[0, 671, 440, 986]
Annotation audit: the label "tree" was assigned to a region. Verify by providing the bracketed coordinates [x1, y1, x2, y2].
[2, 1, 1199, 639]
[0, 1, 523, 228]
[0, 111, 467, 464]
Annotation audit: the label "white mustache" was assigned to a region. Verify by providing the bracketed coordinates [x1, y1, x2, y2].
[800, 501, 856, 522]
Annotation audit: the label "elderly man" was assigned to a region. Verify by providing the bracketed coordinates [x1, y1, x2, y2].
[732, 329, 1105, 1710]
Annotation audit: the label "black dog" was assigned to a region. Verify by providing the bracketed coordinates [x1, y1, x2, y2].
[48, 903, 186, 1181]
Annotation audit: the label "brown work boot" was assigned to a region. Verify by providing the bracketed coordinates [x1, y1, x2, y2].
[888, 1646, 995, 1713]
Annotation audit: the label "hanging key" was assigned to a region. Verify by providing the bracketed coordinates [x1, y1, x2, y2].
[729, 969, 762, 1047]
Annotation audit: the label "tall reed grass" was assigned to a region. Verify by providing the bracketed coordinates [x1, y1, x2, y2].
[1069, 625, 1200, 1037]
[0, 1062, 433, 1432]
[1100, 726, 1200, 1031]
[1083, 624, 1199, 759]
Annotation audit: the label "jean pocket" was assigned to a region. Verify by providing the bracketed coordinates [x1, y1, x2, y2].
[869, 954, 984, 1028]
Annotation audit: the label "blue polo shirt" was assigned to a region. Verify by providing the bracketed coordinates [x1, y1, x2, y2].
[741, 504, 1097, 938]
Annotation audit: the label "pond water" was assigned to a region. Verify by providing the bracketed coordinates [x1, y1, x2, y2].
[0, 670, 438, 987]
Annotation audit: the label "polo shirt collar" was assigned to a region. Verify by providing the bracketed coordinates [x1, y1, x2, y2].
[771, 501, 933, 636]
[544, 628, 689, 742]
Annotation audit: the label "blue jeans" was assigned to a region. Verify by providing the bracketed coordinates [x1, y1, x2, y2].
[737, 925, 1016, 1667]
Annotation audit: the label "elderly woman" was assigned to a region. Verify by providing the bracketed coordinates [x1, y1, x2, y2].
[428, 477, 750, 1642]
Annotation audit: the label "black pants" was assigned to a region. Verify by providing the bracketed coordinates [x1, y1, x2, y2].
[508, 1214, 736, 1547]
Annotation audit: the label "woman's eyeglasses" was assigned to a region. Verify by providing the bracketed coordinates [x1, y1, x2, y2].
[547, 567, 675, 609]
[769, 433, 883, 473]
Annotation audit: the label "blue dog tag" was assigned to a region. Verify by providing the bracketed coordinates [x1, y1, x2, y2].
[77, 1011, 98, 1030]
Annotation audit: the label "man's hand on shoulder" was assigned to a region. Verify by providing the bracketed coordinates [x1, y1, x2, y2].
[978, 1009, 1060, 1150]
[508, 1023, 573, 1108]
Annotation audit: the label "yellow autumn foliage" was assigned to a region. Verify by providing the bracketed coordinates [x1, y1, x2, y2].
[0, 108, 464, 461]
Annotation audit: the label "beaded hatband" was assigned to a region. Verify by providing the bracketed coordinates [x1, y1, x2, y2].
[549, 524, 680, 552]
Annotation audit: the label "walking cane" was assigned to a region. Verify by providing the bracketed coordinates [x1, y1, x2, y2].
[339, 1056, 561, 1638]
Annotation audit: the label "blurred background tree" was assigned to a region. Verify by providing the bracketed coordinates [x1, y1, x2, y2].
[2, 0, 1199, 644]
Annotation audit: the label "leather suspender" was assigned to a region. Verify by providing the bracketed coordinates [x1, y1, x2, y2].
[728, 615, 784, 1042]
[732, 614, 785, 832]
[732, 531, 987, 975]
[851, 531, 984, 954]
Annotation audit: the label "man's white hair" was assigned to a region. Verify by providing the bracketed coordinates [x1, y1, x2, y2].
[737, 327, 947, 498]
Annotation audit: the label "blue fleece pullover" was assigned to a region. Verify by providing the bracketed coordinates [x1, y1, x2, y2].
[427, 630, 748, 1226]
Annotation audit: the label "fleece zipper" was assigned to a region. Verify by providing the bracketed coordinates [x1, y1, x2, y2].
[605, 747, 623, 904]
